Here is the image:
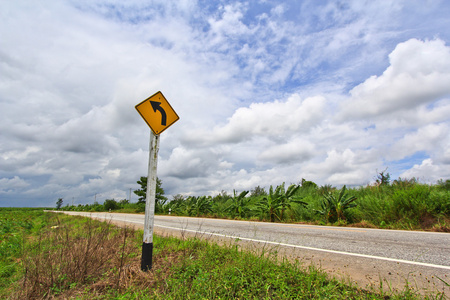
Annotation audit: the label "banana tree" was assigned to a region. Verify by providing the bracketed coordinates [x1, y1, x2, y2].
[226, 190, 250, 218]
[257, 185, 282, 222]
[188, 196, 212, 217]
[278, 183, 308, 220]
[315, 185, 357, 222]
[155, 198, 168, 214]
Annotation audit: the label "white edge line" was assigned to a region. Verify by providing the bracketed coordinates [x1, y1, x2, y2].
[61, 213, 450, 271]
[153, 224, 450, 271]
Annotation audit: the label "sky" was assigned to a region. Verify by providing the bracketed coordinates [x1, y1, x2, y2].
[1, 0, 450, 207]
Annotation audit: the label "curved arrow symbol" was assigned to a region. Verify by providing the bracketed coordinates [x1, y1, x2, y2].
[150, 101, 167, 126]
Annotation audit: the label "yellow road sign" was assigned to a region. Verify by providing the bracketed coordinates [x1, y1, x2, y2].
[135, 91, 179, 135]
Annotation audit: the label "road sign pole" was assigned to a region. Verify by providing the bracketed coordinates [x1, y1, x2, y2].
[141, 130, 160, 271]
[136, 90, 178, 271]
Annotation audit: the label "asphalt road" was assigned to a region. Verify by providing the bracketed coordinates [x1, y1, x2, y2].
[57, 212, 450, 295]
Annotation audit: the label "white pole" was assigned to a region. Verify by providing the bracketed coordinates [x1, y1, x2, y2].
[141, 130, 160, 271]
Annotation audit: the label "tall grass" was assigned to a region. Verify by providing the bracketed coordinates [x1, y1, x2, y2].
[2, 210, 168, 297]
[354, 182, 450, 230]
[0, 208, 47, 293]
[20, 220, 132, 297]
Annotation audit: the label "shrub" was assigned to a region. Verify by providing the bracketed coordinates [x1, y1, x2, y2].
[103, 199, 119, 211]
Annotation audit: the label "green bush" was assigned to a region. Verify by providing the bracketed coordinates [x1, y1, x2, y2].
[103, 199, 119, 211]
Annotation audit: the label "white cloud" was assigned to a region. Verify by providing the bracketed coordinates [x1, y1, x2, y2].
[438, 145, 450, 165]
[388, 124, 449, 161]
[208, 3, 251, 42]
[0, 176, 30, 193]
[1, 146, 40, 161]
[159, 147, 232, 179]
[257, 139, 315, 164]
[339, 39, 450, 119]
[304, 149, 377, 186]
[400, 158, 450, 183]
[201, 94, 327, 144]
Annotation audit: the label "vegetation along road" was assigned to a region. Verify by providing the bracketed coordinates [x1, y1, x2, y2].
[59, 211, 450, 295]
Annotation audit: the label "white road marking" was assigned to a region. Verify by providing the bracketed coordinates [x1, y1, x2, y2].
[154, 224, 450, 271]
[64, 212, 450, 271]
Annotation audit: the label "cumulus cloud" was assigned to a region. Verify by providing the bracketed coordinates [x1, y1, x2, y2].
[186, 94, 327, 145]
[159, 147, 231, 179]
[388, 124, 449, 161]
[339, 39, 450, 119]
[400, 158, 450, 183]
[302, 149, 378, 186]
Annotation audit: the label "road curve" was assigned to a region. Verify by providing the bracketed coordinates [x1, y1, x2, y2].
[56, 212, 450, 296]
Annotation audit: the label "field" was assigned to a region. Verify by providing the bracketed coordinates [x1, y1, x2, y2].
[1, 208, 447, 299]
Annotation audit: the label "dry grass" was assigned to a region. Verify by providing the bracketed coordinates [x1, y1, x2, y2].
[10, 217, 139, 299]
[7, 215, 196, 299]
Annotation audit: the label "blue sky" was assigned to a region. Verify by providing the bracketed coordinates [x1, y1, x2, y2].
[1, 0, 450, 207]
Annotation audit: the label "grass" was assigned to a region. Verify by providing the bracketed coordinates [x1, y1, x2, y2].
[0, 208, 49, 292]
[2, 209, 447, 299]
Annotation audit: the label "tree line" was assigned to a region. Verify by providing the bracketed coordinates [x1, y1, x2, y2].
[58, 174, 450, 230]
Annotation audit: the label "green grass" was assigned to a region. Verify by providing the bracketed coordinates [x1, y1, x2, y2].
[151, 241, 377, 299]
[2, 209, 445, 299]
[0, 208, 51, 293]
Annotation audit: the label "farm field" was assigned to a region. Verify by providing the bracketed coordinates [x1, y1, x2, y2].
[1, 208, 447, 299]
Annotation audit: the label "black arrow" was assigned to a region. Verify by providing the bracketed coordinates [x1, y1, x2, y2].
[150, 101, 167, 126]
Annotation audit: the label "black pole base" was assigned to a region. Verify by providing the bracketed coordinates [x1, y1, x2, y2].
[141, 242, 153, 271]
